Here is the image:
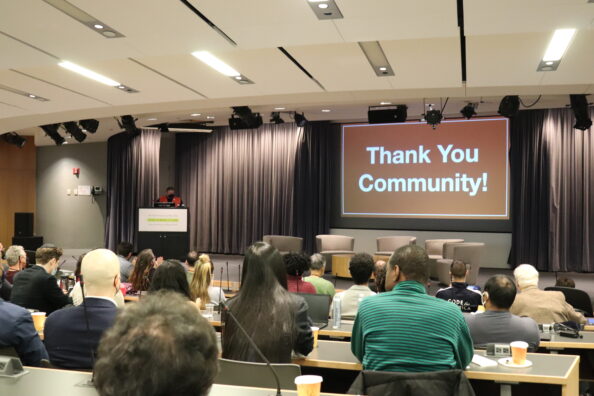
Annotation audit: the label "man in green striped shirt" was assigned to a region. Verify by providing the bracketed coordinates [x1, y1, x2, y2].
[351, 245, 473, 372]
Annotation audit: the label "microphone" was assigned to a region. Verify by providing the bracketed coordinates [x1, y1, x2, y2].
[220, 301, 282, 396]
[218, 267, 224, 312]
[226, 261, 230, 292]
[295, 270, 299, 293]
[237, 264, 241, 291]
[79, 275, 96, 384]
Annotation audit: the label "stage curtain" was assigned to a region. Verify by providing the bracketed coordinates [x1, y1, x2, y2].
[104, 129, 161, 251]
[176, 123, 302, 254]
[510, 107, 594, 272]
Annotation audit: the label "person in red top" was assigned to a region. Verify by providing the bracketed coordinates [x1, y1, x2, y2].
[157, 186, 183, 207]
[283, 253, 317, 294]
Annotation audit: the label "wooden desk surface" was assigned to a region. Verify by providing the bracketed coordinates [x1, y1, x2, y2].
[539, 331, 594, 350]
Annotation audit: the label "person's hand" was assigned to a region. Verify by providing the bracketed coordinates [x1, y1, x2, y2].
[155, 257, 164, 267]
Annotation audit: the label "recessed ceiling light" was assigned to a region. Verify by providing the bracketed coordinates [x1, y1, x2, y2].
[58, 61, 120, 86]
[206, 116, 215, 119]
[191, 113, 201, 117]
[235, 76, 242, 80]
[93, 24, 103, 29]
[380, 101, 391, 105]
[543, 28, 576, 61]
[28, 94, 36, 98]
[191, 51, 240, 77]
[147, 118, 157, 121]
[545, 61, 554, 65]
[379, 67, 387, 71]
[321, 109, 331, 112]
[102, 31, 117, 38]
[275, 107, 286, 110]
[318, 3, 329, 8]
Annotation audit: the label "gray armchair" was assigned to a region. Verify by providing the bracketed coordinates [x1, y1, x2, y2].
[435, 242, 485, 286]
[262, 235, 303, 255]
[424, 239, 464, 279]
[375, 236, 416, 256]
[316, 234, 355, 272]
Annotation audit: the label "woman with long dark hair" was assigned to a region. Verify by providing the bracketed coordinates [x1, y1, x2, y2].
[149, 260, 193, 300]
[128, 249, 157, 293]
[221, 242, 313, 363]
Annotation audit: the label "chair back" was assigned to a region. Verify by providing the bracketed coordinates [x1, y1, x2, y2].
[376, 236, 416, 253]
[215, 358, 301, 390]
[544, 286, 593, 317]
[316, 235, 354, 252]
[452, 243, 485, 285]
[0, 347, 18, 358]
[425, 239, 464, 257]
[262, 235, 303, 254]
[294, 292, 331, 324]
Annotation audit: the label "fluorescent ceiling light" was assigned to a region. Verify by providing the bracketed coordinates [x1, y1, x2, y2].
[318, 3, 329, 8]
[147, 118, 157, 121]
[206, 116, 215, 119]
[191, 113, 201, 116]
[322, 109, 331, 112]
[380, 101, 392, 105]
[93, 24, 103, 29]
[275, 107, 285, 110]
[192, 51, 240, 77]
[58, 61, 120, 86]
[543, 28, 576, 61]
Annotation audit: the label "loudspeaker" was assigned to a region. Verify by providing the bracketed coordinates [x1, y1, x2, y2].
[14, 213, 33, 237]
[12, 236, 43, 252]
[368, 105, 407, 124]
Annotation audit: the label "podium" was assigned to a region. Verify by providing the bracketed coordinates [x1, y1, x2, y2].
[136, 208, 189, 260]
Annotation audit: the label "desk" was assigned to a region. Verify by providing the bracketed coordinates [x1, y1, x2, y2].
[293, 341, 580, 396]
[0, 367, 345, 396]
[540, 332, 594, 350]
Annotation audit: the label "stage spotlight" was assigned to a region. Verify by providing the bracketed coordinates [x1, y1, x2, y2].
[460, 103, 477, 119]
[270, 112, 284, 124]
[498, 96, 520, 118]
[40, 124, 65, 146]
[1, 132, 26, 148]
[63, 121, 87, 142]
[229, 106, 263, 129]
[570, 94, 592, 131]
[294, 112, 308, 127]
[119, 115, 140, 135]
[79, 119, 99, 133]
[425, 107, 443, 129]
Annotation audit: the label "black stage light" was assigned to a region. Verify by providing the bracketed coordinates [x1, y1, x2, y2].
[294, 112, 308, 127]
[460, 103, 477, 119]
[119, 115, 140, 135]
[570, 94, 592, 131]
[40, 124, 65, 146]
[425, 109, 443, 129]
[498, 96, 520, 118]
[270, 112, 284, 124]
[229, 106, 263, 129]
[79, 119, 99, 133]
[63, 121, 87, 143]
[1, 132, 26, 148]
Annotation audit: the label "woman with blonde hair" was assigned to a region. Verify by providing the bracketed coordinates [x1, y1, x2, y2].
[190, 254, 226, 309]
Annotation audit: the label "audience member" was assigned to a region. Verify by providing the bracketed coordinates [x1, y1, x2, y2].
[465, 275, 540, 350]
[10, 244, 70, 314]
[149, 260, 193, 302]
[94, 291, 218, 396]
[303, 253, 335, 297]
[4, 245, 26, 284]
[0, 267, 48, 366]
[70, 253, 125, 309]
[116, 241, 134, 283]
[128, 249, 158, 293]
[370, 260, 387, 293]
[44, 249, 120, 369]
[185, 250, 199, 284]
[283, 252, 316, 294]
[555, 277, 576, 288]
[435, 260, 482, 313]
[189, 258, 226, 309]
[333, 253, 376, 320]
[222, 242, 313, 363]
[352, 245, 473, 372]
[511, 264, 586, 324]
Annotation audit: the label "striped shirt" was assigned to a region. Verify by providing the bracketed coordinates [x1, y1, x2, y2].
[351, 281, 474, 372]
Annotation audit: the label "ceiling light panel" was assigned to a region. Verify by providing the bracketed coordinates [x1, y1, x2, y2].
[307, 0, 343, 20]
[537, 28, 576, 72]
[58, 61, 120, 86]
[359, 41, 395, 77]
[0, 84, 49, 101]
[42, 0, 125, 38]
[192, 51, 240, 76]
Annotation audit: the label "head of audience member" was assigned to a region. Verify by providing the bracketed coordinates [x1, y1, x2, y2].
[482, 275, 517, 311]
[74, 252, 87, 278]
[116, 242, 133, 260]
[5, 245, 26, 270]
[185, 250, 199, 269]
[94, 291, 218, 396]
[165, 186, 176, 199]
[450, 260, 468, 283]
[35, 244, 63, 275]
[283, 252, 311, 278]
[385, 245, 429, 291]
[349, 253, 374, 286]
[149, 260, 192, 300]
[129, 249, 156, 292]
[241, 242, 288, 293]
[373, 260, 387, 293]
[190, 260, 214, 308]
[555, 277, 575, 288]
[513, 264, 539, 291]
[309, 253, 326, 276]
[81, 249, 120, 298]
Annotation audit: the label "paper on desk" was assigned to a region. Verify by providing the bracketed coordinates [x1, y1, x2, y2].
[471, 354, 498, 367]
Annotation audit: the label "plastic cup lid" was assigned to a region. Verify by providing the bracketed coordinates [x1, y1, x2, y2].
[294, 375, 323, 385]
[310, 326, 320, 331]
[510, 341, 528, 348]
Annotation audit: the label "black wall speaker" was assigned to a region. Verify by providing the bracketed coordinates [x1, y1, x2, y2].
[14, 212, 34, 237]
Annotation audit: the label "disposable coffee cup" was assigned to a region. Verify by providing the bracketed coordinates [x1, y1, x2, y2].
[31, 312, 46, 333]
[311, 326, 319, 348]
[510, 341, 528, 365]
[295, 375, 323, 396]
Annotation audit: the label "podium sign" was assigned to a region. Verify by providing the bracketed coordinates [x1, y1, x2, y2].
[138, 208, 188, 232]
[137, 208, 189, 259]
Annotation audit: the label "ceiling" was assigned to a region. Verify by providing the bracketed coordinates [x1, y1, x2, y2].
[0, 0, 592, 146]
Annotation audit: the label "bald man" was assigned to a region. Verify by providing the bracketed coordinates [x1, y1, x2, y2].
[44, 249, 121, 370]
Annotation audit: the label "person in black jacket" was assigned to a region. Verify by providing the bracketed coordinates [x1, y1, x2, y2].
[435, 260, 482, 313]
[10, 244, 71, 314]
[222, 242, 313, 363]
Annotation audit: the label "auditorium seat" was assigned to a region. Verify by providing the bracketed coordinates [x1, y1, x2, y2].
[215, 358, 301, 390]
[435, 242, 485, 286]
[375, 236, 416, 256]
[316, 234, 355, 273]
[425, 239, 464, 279]
[544, 286, 593, 317]
[262, 235, 303, 255]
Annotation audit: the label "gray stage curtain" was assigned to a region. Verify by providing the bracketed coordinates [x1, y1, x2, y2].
[511, 107, 594, 272]
[104, 129, 161, 251]
[176, 123, 302, 254]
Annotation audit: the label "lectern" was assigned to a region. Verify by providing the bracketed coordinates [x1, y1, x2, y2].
[137, 208, 189, 260]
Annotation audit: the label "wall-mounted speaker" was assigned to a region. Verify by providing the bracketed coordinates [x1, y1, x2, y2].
[14, 212, 33, 237]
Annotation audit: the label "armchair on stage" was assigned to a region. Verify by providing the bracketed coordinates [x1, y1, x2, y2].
[434, 242, 485, 286]
[136, 208, 189, 260]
